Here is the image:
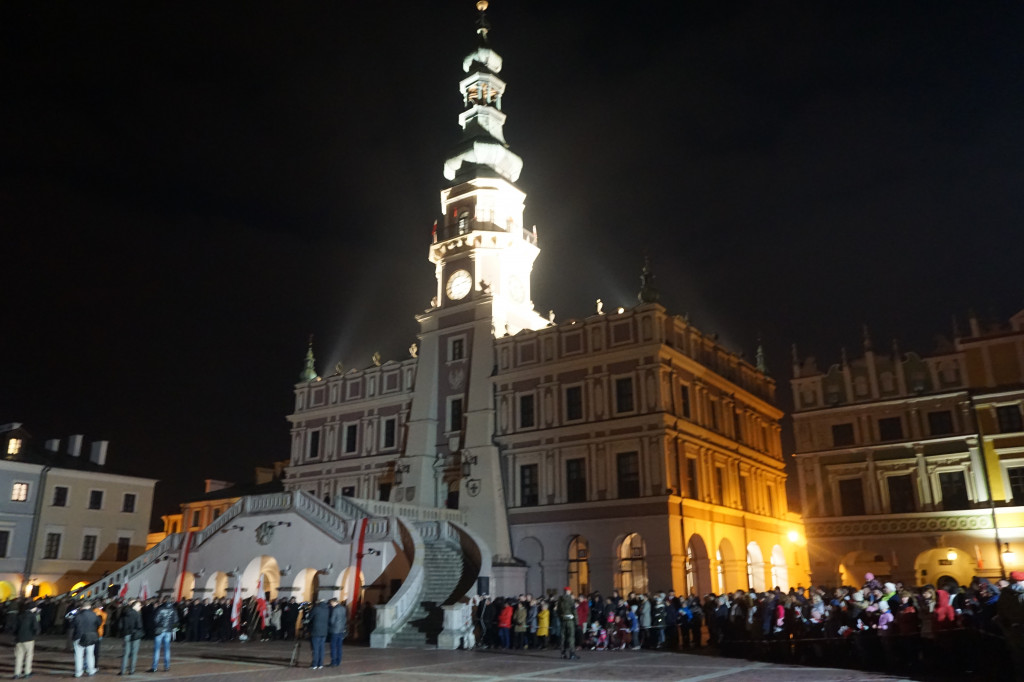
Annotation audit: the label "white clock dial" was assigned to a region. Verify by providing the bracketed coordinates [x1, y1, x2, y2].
[446, 269, 473, 300]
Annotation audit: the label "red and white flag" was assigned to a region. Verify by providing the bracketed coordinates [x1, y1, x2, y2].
[230, 582, 242, 630]
[255, 574, 268, 629]
[139, 580, 149, 601]
[119, 581, 129, 600]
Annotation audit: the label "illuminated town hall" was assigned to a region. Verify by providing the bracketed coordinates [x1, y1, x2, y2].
[63, 2, 808, 647]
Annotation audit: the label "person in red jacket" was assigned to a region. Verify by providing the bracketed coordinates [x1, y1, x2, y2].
[496, 599, 513, 649]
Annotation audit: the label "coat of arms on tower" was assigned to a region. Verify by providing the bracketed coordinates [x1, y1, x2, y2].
[466, 478, 481, 497]
[255, 521, 275, 545]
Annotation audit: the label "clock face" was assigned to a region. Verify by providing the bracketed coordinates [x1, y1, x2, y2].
[446, 269, 473, 300]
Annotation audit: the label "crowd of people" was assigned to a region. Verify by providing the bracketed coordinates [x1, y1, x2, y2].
[6, 572, 1024, 679]
[471, 571, 1024, 679]
[1, 593, 355, 677]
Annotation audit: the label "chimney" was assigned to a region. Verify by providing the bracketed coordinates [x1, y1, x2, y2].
[89, 440, 108, 467]
[45, 439, 60, 452]
[67, 434, 84, 458]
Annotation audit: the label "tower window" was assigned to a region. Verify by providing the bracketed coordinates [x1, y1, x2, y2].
[927, 410, 954, 436]
[449, 398, 464, 433]
[308, 430, 321, 459]
[450, 337, 465, 361]
[383, 418, 397, 449]
[831, 423, 855, 447]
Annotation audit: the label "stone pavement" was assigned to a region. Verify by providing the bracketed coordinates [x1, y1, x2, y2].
[2, 636, 907, 680]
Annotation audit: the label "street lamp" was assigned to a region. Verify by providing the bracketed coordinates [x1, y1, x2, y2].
[1004, 543, 1017, 564]
[946, 548, 958, 562]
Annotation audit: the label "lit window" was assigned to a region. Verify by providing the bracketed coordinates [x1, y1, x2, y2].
[11, 483, 28, 502]
[7, 438, 21, 455]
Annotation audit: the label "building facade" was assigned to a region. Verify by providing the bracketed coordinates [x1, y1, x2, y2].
[0, 424, 156, 597]
[792, 310, 1024, 588]
[285, 4, 807, 597]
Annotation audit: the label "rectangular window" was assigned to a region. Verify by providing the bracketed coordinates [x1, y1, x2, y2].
[10, 483, 28, 502]
[88, 490, 104, 510]
[7, 438, 21, 455]
[615, 377, 634, 413]
[566, 458, 586, 503]
[116, 537, 130, 562]
[344, 424, 358, 453]
[213, 508, 222, 520]
[1010, 467, 1024, 502]
[122, 493, 136, 513]
[449, 398, 463, 432]
[878, 417, 904, 441]
[43, 532, 61, 559]
[81, 534, 97, 561]
[739, 475, 749, 511]
[887, 475, 916, 513]
[0, 531, 9, 558]
[766, 485, 776, 516]
[52, 486, 68, 507]
[308, 430, 321, 459]
[680, 384, 691, 419]
[617, 452, 640, 498]
[997, 405, 1024, 433]
[715, 467, 725, 505]
[450, 337, 465, 361]
[191, 510, 201, 528]
[831, 423, 855, 447]
[565, 386, 583, 421]
[686, 458, 698, 499]
[927, 410, 955, 436]
[520, 464, 539, 507]
[519, 394, 536, 428]
[939, 470, 970, 510]
[383, 418, 397, 449]
[839, 478, 866, 516]
[709, 401, 720, 431]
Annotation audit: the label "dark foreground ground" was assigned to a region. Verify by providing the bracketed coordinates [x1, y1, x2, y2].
[1, 635, 911, 681]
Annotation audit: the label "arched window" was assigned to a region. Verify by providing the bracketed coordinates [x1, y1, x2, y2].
[746, 550, 755, 591]
[568, 536, 590, 595]
[616, 533, 648, 595]
[716, 549, 725, 594]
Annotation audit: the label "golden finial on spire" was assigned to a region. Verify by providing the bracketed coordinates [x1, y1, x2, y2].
[476, 1, 489, 11]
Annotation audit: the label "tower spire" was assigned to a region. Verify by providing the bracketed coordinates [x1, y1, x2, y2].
[475, 1, 491, 43]
[755, 334, 767, 374]
[299, 335, 318, 382]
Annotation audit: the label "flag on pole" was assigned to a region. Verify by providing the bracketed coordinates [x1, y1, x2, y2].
[255, 574, 268, 629]
[230, 582, 242, 630]
[139, 580, 149, 601]
[119, 581, 129, 600]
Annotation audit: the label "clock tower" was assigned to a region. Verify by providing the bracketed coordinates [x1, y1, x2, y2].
[401, 2, 543, 579]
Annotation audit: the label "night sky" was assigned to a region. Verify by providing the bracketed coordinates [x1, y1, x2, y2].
[2, 1, 1022, 522]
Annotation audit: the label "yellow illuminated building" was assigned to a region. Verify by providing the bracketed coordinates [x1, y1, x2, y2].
[792, 310, 1024, 587]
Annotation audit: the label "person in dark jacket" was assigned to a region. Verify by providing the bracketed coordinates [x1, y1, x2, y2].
[14, 600, 41, 679]
[72, 602, 102, 678]
[308, 600, 329, 669]
[328, 598, 347, 667]
[119, 600, 144, 675]
[149, 599, 179, 672]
